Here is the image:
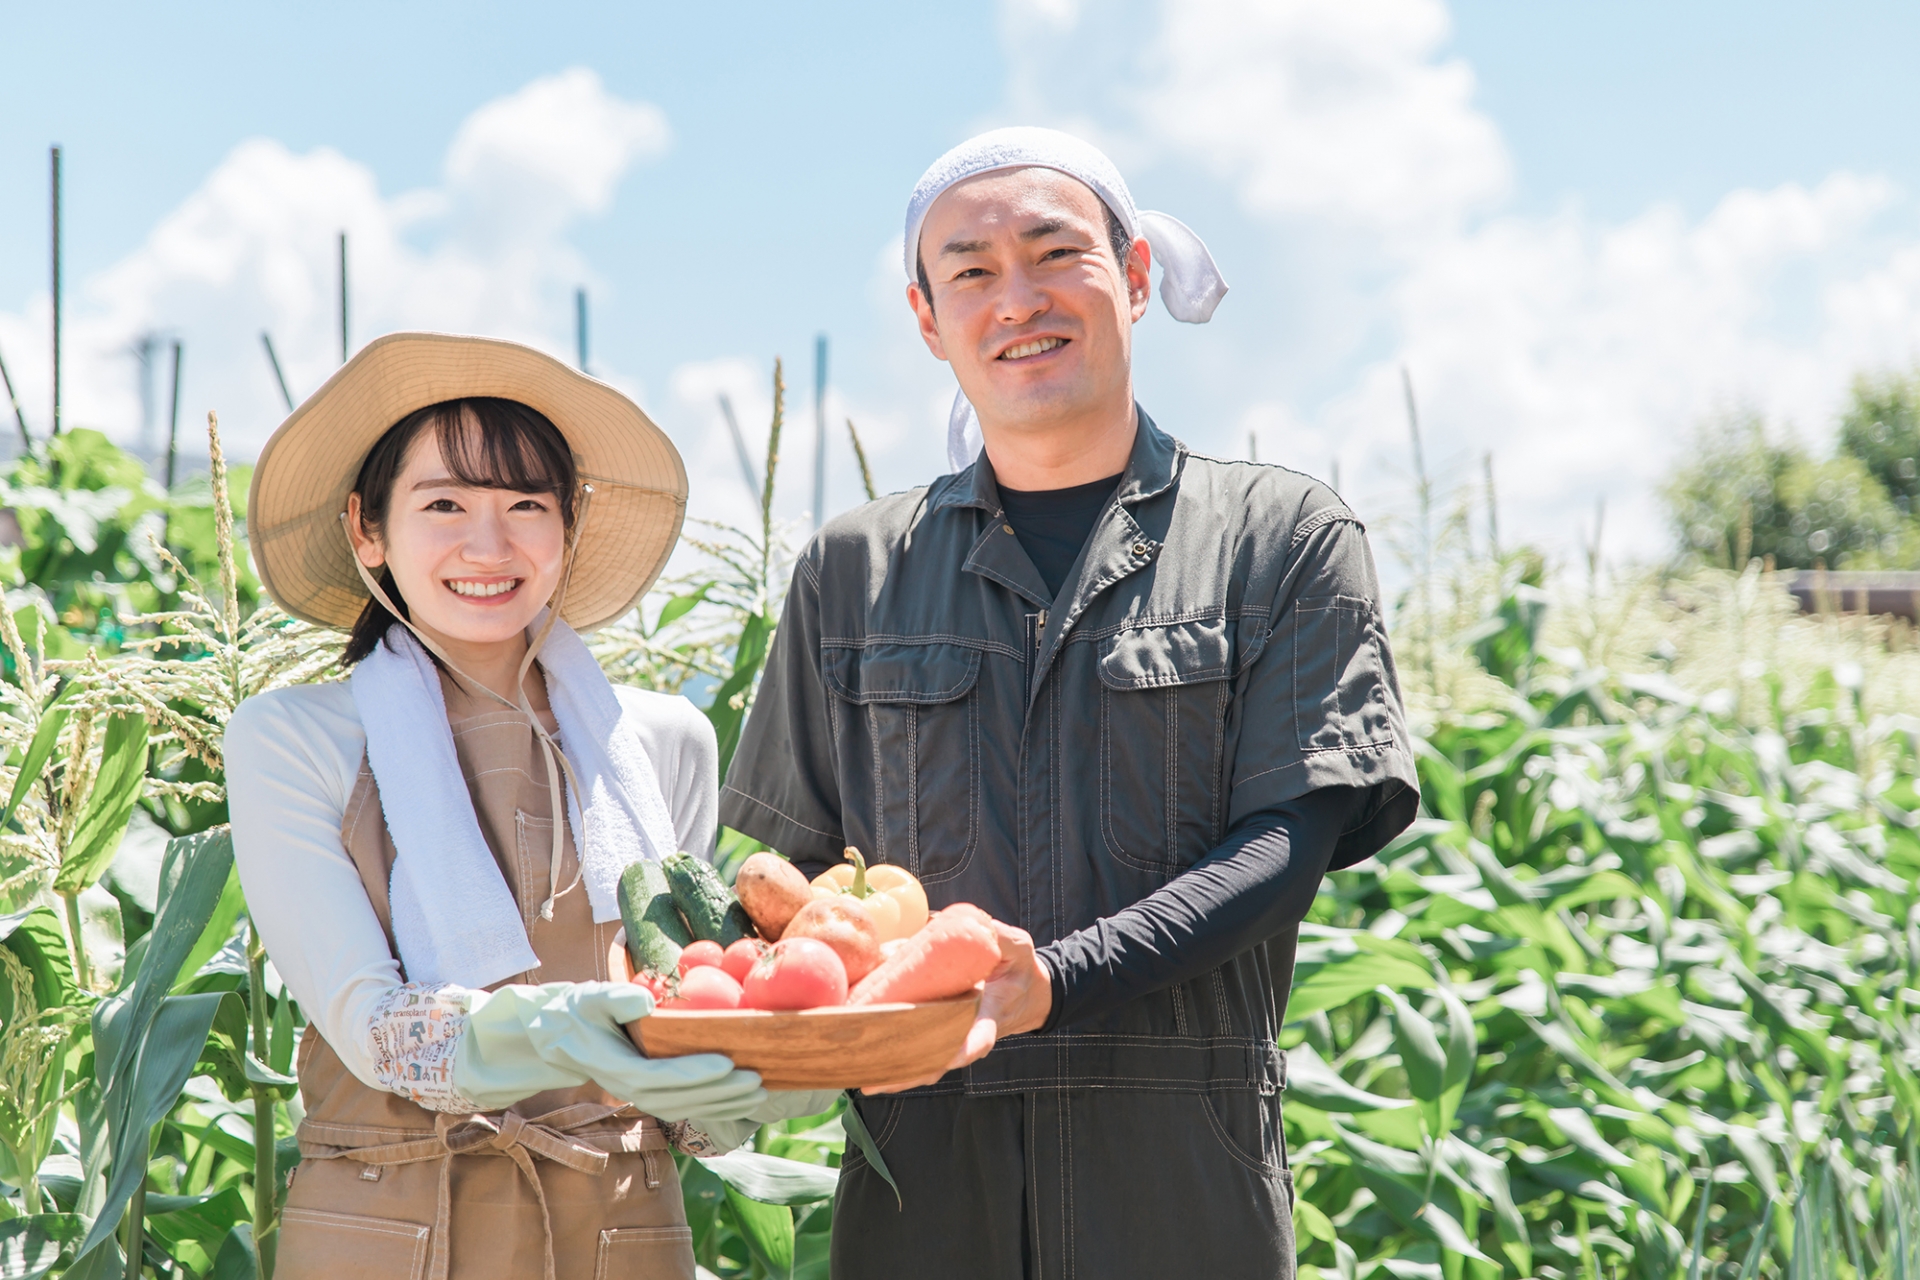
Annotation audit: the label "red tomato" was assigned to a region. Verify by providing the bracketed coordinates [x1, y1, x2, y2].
[677, 939, 726, 978]
[634, 971, 669, 1002]
[661, 965, 744, 1010]
[721, 938, 765, 985]
[742, 937, 849, 1010]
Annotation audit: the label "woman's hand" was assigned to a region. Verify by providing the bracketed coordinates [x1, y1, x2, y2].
[860, 921, 1050, 1095]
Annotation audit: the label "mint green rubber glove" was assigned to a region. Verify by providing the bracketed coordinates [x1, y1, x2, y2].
[693, 1089, 849, 1154]
[453, 982, 769, 1122]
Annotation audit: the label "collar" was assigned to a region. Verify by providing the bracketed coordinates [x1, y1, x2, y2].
[926, 404, 1183, 516]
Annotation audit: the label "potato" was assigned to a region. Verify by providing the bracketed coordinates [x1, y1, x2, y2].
[733, 852, 814, 941]
[781, 896, 883, 985]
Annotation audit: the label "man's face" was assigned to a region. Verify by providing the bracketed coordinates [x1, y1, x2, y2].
[910, 168, 1150, 439]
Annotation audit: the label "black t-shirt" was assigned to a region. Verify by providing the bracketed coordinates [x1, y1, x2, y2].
[999, 473, 1124, 599]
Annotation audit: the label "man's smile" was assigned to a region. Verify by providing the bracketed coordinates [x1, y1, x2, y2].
[998, 336, 1069, 361]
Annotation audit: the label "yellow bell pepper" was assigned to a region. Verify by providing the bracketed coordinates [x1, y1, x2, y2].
[811, 846, 931, 943]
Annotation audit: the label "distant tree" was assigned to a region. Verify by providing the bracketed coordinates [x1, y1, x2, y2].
[1664, 413, 1913, 569]
[1838, 370, 1920, 514]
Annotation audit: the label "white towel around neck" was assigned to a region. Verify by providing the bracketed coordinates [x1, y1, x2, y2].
[350, 618, 683, 988]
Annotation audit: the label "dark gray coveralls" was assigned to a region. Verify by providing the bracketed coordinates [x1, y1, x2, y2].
[721, 413, 1418, 1279]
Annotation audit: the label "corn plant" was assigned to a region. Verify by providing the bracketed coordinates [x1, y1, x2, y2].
[1286, 585, 1920, 1280]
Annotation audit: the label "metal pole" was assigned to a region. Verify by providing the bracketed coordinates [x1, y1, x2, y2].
[51, 146, 62, 437]
[261, 331, 295, 412]
[717, 394, 761, 507]
[136, 333, 158, 453]
[0, 342, 30, 454]
[575, 288, 588, 372]
[812, 334, 827, 530]
[165, 341, 182, 490]
[338, 231, 349, 363]
[1483, 451, 1500, 560]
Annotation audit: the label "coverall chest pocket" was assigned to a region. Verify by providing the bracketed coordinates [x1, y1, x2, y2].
[1096, 617, 1232, 873]
[822, 642, 981, 883]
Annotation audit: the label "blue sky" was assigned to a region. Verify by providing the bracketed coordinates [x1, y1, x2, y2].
[7, 0, 1920, 564]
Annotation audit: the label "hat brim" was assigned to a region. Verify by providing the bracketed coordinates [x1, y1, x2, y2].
[249, 331, 687, 633]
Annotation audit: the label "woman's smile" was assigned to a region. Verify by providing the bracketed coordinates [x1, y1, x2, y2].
[444, 576, 524, 601]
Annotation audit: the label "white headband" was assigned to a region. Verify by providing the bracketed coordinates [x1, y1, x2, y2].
[905, 126, 1229, 472]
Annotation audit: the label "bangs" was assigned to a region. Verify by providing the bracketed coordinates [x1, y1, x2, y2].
[429, 397, 578, 522]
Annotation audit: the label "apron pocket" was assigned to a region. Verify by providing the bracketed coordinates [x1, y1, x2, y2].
[595, 1225, 695, 1280]
[278, 1206, 431, 1280]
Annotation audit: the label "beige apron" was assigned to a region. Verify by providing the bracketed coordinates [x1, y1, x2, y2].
[276, 677, 696, 1280]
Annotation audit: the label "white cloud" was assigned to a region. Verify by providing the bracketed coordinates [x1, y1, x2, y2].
[0, 68, 668, 463]
[1139, 0, 1509, 247]
[996, 0, 1920, 564]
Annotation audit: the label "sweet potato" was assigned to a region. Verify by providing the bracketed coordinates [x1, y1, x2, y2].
[848, 907, 1001, 1005]
[781, 896, 883, 985]
[734, 852, 814, 941]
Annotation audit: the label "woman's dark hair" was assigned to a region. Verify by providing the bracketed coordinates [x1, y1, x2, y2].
[343, 397, 578, 665]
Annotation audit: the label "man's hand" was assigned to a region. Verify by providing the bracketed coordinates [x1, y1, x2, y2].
[861, 920, 1050, 1094]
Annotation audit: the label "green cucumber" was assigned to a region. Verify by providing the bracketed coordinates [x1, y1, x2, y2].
[664, 851, 755, 945]
[617, 860, 688, 975]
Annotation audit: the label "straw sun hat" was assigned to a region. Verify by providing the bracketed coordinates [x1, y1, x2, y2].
[248, 331, 687, 633]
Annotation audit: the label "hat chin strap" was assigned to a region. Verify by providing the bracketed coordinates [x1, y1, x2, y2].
[340, 483, 598, 920]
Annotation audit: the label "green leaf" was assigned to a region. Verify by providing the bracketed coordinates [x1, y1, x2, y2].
[699, 1151, 840, 1206]
[1544, 1108, 1634, 1169]
[171, 864, 245, 993]
[653, 584, 711, 633]
[144, 1187, 250, 1250]
[1381, 987, 1447, 1103]
[706, 611, 771, 780]
[1294, 1196, 1337, 1246]
[1443, 1136, 1531, 1275]
[1436, 988, 1475, 1095]
[0, 694, 69, 831]
[1285, 1044, 1413, 1113]
[1286, 931, 1437, 1022]
[72, 992, 234, 1263]
[841, 1094, 901, 1209]
[0, 1213, 82, 1280]
[209, 1224, 256, 1280]
[53, 712, 149, 894]
[0, 907, 76, 1014]
[723, 1184, 794, 1278]
[96, 827, 234, 1096]
[269, 986, 296, 1075]
[1433, 986, 1476, 1137]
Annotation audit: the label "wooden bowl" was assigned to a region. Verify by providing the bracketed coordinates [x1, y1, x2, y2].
[609, 933, 980, 1090]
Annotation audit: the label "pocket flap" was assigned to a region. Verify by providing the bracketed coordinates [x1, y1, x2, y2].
[822, 643, 981, 705]
[1098, 617, 1232, 690]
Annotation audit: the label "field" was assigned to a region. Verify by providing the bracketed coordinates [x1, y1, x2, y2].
[0, 372, 1912, 1278]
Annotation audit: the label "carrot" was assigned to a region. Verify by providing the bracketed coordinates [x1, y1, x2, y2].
[847, 907, 1001, 1005]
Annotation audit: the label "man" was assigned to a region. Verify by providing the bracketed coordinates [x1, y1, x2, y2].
[720, 127, 1419, 1278]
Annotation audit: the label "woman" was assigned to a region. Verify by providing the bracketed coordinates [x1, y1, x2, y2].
[227, 333, 827, 1280]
